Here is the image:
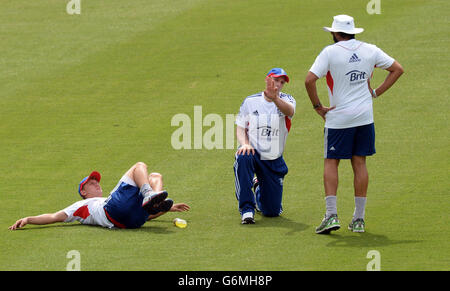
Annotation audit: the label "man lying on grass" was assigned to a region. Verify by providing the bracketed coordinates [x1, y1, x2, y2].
[9, 162, 190, 230]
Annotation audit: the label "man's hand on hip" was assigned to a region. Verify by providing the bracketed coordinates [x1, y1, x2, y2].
[315, 104, 336, 120]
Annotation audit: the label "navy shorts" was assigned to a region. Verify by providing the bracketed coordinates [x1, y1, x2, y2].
[324, 123, 376, 159]
[103, 175, 149, 229]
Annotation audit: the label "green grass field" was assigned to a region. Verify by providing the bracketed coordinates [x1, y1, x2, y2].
[1, 0, 449, 271]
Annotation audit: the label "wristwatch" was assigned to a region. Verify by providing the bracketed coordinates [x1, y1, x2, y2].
[313, 103, 322, 109]
[372, 89, 378, 98]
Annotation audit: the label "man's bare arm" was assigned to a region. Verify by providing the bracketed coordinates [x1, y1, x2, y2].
[265, 77, 295, 117]
[9, 211, 68, 230]
[370, 60, 404, 97]
[147, 203, 190, 221]
[236, 125, 254, 155]
[305, 71, 335, 120]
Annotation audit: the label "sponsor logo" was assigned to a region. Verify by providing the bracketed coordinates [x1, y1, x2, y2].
[257, 126, 279, 137]
[345, 70, 367, 82]
[349, 53, 361, 63]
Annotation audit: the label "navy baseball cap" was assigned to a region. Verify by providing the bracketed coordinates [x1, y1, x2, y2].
[78, 171, 101, 196]
[267, 68, 289, 83]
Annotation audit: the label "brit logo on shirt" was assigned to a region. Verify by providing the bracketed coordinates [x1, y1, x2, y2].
[346, 70, 367, 82]
[349, 53, 361, 63]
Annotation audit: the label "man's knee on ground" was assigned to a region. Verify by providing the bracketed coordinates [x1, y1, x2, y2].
[262, 210, 281, 218]
[259, 201, 282, 217]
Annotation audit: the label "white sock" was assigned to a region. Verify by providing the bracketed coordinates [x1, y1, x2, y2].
[353, 197, 367, 220]
[140, 183, 153, 197]
[325, 196, 337, 217]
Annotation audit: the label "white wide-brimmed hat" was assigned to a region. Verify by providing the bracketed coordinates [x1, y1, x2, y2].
[323, 15, 364, 34]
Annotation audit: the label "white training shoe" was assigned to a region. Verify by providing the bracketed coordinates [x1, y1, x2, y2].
[241, 212, 255, 224]
[142, 190, 168, 213]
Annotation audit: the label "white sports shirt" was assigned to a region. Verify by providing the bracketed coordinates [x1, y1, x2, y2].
[309, 39, 395, 129]
[236, 92, 296, 160]
[62, 197, 114, 228]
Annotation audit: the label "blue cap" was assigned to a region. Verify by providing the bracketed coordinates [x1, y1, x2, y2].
[78, 171, 101, 197]
[267, 68, 289, 83]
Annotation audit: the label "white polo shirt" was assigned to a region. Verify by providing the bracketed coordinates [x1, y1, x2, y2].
[63, 197, 114, 228]
[309, 39, 395, 129]
[236, 92, 296, 160]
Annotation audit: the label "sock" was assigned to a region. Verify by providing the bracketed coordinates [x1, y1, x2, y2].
[140, 183, 153, 197]
[325, 196, 337, 217]
[353, 197, 367, 220]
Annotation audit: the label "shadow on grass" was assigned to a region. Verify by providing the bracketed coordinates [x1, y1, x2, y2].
[323, 231, 422, 248]
[133, 219, 176, 234]
[9, 223, 86, 231]
[10, 220, 176, 234]
[251, 215, 310, 235]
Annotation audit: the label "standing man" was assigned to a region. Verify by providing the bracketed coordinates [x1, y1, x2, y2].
[234, 68, 296, 224]
[305, 15, 403, 234]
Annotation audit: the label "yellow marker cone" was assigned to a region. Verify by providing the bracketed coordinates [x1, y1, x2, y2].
[173, 218, 187, 228]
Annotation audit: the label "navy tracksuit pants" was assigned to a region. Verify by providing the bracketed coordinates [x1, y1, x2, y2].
[233, 151, 288, 217]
